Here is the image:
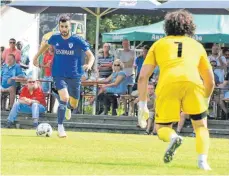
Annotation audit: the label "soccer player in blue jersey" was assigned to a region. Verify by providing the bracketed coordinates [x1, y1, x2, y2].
[33, 15, 95, 137]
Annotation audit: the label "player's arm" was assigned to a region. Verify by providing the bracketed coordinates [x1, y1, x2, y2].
[78, 37, 95, 71]
[33, 43, 49, 67]
[199, 51, 215, 98]
[138, 45, 157, 103]
[84, 50, 95, 71]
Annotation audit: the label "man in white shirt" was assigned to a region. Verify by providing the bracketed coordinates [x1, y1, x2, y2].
[116, 39, 135, 85]
[208, 44, 227, 83]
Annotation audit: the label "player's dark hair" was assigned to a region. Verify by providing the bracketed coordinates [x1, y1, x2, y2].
[59, 14, 70, 24]
[164, 10, 196, 37]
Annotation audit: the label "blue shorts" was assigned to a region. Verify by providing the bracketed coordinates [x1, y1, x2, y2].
[53, 77, 81, 100]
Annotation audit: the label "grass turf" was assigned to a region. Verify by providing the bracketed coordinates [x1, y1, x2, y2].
[1, 129, 229, 175]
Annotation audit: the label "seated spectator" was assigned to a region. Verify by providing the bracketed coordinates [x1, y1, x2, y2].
[98, 43, 114, 78]
[97, 59, 127, 115]
[101, 59, 127, 94]
[16, 41, 30, 74]
[223, 48, 229, 73]
[2, 38, 21, 64]
[1, 54, 24, 110]
[131, 84, 157, 134]
[210, 60, 220, 86]
[216, 72, 229, 119]
[176, 112, 195, 137]
[6, 77, 46, 128]
[40, 46, 54, 93]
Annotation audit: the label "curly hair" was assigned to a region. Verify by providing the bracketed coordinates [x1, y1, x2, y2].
[164, 10, 196, 37]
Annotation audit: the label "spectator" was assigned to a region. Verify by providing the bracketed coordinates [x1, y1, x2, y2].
[210, 60, 220, 86]
[97, 59, 127, 115]
[223, 48, 229, 73]
[40, 46, 54, 93]
[134, 45, 150, 80]
[2, 38, 21, 64]
[116, 39, 135, 84]
[176, 112, 195, 137]
[16, 41, 30, 74]
[208, 44, 227, 83]
[132, 45, 151, 91]
[177, 112, 190, 134]
[1, 54, 24, 109]
[216, 72, 229, 119]
[98, 43, 114, 78]
[6, 78, 46, 128]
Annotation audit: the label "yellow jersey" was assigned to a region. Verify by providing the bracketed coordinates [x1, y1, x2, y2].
[144, 36, 212, 94]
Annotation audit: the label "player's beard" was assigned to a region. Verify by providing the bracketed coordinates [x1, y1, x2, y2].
[61, 30, 69, 37]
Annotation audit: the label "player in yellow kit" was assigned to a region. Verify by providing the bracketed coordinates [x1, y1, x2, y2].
[138, 10, 215, 170]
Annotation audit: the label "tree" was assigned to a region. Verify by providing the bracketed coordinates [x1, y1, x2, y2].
[86, 14, 164, 47]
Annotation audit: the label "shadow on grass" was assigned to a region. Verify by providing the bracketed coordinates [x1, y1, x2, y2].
[29, 157, 196, 169]
[2, 134, 43, 138]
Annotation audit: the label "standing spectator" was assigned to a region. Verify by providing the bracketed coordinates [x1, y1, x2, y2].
[116, 39, 135, 84]
[1, 54, 24, 109]
[97, 43, 114, 78]
[16, 41, 30, 74]
[40, 46, 54, 93]
[134, 45, 149, 81]
[208, 44, 227, 83]
[2, 38, 21, 64]
[6, 78, 46, 128]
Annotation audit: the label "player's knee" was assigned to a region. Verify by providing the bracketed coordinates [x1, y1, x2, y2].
[189, 111, 207, 121]
[60, 95, 69, 103]
[69, 97, 79, 109]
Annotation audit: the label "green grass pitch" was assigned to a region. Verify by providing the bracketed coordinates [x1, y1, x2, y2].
[1, 129, 229, 175]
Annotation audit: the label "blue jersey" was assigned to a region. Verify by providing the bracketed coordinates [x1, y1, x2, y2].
[48, 34, 90, 78]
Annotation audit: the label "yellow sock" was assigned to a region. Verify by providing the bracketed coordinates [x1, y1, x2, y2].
[157, 127, 177, 142]
[195, 127, 209, 155]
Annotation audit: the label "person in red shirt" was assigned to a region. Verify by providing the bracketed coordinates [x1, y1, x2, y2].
[2, 38, 21, 64]
[40, 46, 54, 93]
[6, 78, 46, 128]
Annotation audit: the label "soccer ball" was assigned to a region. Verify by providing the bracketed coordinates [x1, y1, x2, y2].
[36, 123, 53, 137]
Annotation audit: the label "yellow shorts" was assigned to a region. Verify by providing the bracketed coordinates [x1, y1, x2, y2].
[154, 82, 207, 123]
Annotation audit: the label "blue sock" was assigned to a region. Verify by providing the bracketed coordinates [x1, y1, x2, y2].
[57, 100, 67, 124]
